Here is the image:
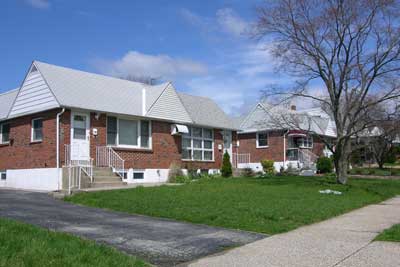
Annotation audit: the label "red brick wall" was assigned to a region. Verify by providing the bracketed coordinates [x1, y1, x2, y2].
[0, 109, 61, 170]
[238, 131, 286, 162]
[86, 114, 228, 170]
[237, 131, 326, 163]
[0, 109, 233, 171]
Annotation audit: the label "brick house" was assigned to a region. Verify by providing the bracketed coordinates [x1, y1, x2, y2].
[233, 101, 336, 172]
[0, 61, 238, 191]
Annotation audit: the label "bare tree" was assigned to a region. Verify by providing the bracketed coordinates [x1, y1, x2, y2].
[361, 106, 400, 169]
[255, 0, 400, 184]
[120, 74, 161, 85]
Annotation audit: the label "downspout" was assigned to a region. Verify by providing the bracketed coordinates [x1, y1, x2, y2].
[56, 108, 66, 190]
[283, 129, 289, 170]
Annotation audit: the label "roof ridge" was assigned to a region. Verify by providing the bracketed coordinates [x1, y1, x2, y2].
[0, 88, 19, 96]
[34, 60, 162, 88]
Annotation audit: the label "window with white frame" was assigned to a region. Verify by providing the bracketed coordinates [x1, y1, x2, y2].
[298, 135, 313, 148]
[31, 118, 43, 142]
[256, 131, 269, 148]
[0, 123, 10, 144]
[106, 116, 151, 148]
[182, 127, 214, 161]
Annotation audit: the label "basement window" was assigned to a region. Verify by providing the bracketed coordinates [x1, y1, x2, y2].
[133, 172, 144, 180]
[0, 171, 6, 180]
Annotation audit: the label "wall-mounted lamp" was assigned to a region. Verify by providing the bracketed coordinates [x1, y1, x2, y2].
[95, 113, 101, 120]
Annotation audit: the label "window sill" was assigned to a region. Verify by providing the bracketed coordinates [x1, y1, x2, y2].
[0, 142, 10, 147]
[30, 140, 43, 145]
[256, 145, 269, 149]
[111, 146, 152, 152]
[182, 159, 215, 163]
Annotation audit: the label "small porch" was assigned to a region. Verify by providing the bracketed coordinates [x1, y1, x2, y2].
[63, 144, 127, 194]
[286, 131, 318, 170]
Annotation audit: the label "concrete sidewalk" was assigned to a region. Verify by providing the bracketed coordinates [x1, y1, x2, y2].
[188, 197, 400, 267]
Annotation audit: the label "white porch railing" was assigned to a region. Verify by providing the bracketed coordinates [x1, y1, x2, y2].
[64, 145, 94, 190]
[298, 149, 318, 168]
[232, 153, 251, 168]
[96, 146, 125, 178]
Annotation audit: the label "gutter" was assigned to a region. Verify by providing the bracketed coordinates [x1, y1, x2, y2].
[56, 108, 66, 190]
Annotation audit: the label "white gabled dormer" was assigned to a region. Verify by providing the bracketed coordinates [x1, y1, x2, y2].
[146, 83, 192, 123]
[8, 62, 60, 118]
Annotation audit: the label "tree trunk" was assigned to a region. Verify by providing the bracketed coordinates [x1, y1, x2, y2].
[336, 156, 349, 184]
[334, 140, 351, 184]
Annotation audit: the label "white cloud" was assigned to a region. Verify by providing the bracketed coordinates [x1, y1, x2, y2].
[93, 51, 207, 80]
[216, 8, 249, 37]
[26, 0, 50, 9]
[179, 8, 249, 38]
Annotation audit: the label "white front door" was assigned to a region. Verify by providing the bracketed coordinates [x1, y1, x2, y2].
[222, 130, 233, 161]
[70, 112, 90, 161]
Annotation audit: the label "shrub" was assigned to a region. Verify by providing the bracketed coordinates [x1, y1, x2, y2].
[261, 160, 275, 175]
[242, 167, 255, 177]
[221, 152, 233, 177]
[168, 162, 184, 183]
[175, 175, 191, 183]
[385, 147, 397, 164]
[316, 157, 333, 173]
[350, 149, 362, 166]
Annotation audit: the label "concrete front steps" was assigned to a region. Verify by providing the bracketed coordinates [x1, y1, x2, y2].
[90, 167, 126, 188]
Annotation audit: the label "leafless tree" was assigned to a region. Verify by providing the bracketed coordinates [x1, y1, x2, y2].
[120, 74, 161, 85]
[255, 0, 400, 184]
[361, 106, 400, 168]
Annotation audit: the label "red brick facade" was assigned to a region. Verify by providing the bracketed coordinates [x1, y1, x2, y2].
[0, 109, 61, 170]
[237, 130, 326, 163]
[1, 109, 234, 171]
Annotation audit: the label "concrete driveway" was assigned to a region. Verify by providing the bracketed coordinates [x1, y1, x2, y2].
[0, 189, 264, 266]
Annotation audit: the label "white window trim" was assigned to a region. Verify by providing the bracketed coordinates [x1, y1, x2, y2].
[31, 118, 43, 142]
[133, 170, 145, 179]
[0, 123, 10, 145]
[298, 136, 313, 149]
[256, 131, 269, 148]
[182, 127, 214, 162]
[106, 116, 152, 149]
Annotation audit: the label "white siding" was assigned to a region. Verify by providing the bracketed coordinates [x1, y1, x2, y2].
[9, 67, 59, 117]
[147, 84, 192, 123]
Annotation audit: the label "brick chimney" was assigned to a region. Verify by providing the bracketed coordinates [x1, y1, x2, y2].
[290, 105, 297, 111]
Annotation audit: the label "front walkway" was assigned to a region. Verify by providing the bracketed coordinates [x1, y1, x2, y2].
[0, 189, 264, 267]
[188, 197, 400, 267]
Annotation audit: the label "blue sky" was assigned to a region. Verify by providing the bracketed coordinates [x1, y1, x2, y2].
[0, 0, 289, 115]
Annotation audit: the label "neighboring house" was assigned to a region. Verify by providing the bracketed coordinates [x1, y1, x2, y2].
[0, 61, 237, 191]
[234, 101, 336, 172]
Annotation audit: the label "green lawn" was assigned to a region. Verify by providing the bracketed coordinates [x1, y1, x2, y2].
[65, 176, 400, 235]
[0, 218, 147, 267]
[375, 224, 400, 242]
[349, 167, 400, 176]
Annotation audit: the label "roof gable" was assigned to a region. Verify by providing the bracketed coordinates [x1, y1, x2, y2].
[146, 83, 192, 123]
[178, 92, 236, 129]
[0, 89, 18, 120]
[8, 63, 60, 118]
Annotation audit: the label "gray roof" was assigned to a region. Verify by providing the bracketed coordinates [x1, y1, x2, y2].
[0, 61, 236, 129]
[0, 89, 18, 120]
[178, 92, 237, 129]
[35, 61, 155, 116]
[239, 102, 337, 137]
